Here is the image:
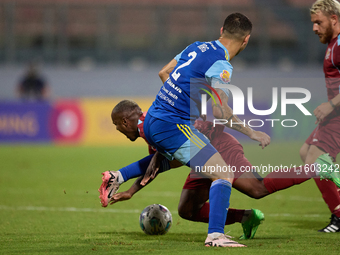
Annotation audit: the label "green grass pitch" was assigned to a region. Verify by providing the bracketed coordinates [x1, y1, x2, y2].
[0, 142, 339, 254]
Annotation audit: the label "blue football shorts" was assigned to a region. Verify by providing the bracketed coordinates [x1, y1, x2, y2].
[143, 113, 217, 168]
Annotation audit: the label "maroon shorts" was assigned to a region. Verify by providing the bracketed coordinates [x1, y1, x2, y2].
[182, 132, 253, 190]
[305, 115, 340, 161]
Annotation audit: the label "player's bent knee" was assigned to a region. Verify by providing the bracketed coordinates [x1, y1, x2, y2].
[177, 205, 192, 220]
[249, 180, 271, 199]
[177, 196, 193, 220]
[247, 188, 267, 199]
[233, 174, 268, 199]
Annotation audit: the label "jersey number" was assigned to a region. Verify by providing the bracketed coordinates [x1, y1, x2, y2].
[171, 51, 197, 81]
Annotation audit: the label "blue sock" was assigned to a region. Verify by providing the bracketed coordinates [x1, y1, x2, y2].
[119, 154, 171, 182]
[208, 179, 232, 234]
[119, 154, 154, 181]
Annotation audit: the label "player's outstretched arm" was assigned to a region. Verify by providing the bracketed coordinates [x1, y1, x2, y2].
[141, 151, 164, 185]
[110, 153, 164, 204]
[213, 88, 270, 149]
[110, 176, 146, 204]
[140, 152, 183, 186]
[111, 156, 183, 204]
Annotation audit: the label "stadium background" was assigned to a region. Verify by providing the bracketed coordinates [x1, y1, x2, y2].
[2, 1, 340, 254]
[0, 0, 328, 145]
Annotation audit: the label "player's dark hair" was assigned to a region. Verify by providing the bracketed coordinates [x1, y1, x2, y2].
[112, 99, 140, 116]
[222, 13, 252, 40]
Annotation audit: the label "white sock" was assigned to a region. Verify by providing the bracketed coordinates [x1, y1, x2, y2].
[208, 232, 223, 239]
[117, 171, 125, 184]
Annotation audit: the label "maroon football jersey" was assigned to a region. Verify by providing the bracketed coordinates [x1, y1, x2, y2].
[323, 35, 340, 101]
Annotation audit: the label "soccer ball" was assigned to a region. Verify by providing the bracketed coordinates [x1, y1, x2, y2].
[139, 204, 172, 235]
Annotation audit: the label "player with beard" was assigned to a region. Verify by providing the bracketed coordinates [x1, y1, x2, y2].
[301, 0, 340, 232]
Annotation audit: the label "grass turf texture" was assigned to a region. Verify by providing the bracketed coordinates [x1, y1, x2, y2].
[0, 143, 339, 254]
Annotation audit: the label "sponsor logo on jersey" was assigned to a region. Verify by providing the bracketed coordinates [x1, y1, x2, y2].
[220, 70, 230, 83]
[198, 43, 209, 52]
[313, 138, 318, 142]
[326, 48, 331, 60]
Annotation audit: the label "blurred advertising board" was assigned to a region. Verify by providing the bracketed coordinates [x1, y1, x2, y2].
[0, 98, 153, 145]
[0, 102, 52, 142]
[0, 98, 316, 144]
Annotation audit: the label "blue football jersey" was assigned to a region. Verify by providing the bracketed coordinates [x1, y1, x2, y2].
[148, 40, 233, 123]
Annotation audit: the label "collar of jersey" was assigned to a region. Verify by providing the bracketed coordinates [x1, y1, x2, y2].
[215, 40, 230, 61]
[137, 119, 142, 135]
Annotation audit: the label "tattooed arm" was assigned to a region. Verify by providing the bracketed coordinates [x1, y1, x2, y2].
[212, 88, 270, 149]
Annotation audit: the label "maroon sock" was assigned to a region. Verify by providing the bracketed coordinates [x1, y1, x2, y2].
[263, 164, 316, 193]
[192, 202, 244, 225]
[225, 208, 245, 225]
[314, 178, 340, 218]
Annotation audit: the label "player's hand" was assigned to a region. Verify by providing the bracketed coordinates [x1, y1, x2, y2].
[314, 102, 333, 124]
[110, 191, 132, 205]
[250, 130, 270, 149]
[140, 152, 163, 186]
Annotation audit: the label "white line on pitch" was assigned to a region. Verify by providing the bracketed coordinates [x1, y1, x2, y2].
[0, 205, 327, 218]
[0, 205, 142, 214]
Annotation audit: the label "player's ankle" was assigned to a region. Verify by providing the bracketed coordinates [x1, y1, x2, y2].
[208, 232, 223, 239]
[117, 171, 125, 184]
[240, 209, 252, 223]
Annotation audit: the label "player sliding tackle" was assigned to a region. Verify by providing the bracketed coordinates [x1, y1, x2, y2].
[100, 13, 340, 247]
[99, 100, 340, 240]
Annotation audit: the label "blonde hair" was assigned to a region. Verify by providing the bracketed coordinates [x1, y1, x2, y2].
[311, 0, 340, 17]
